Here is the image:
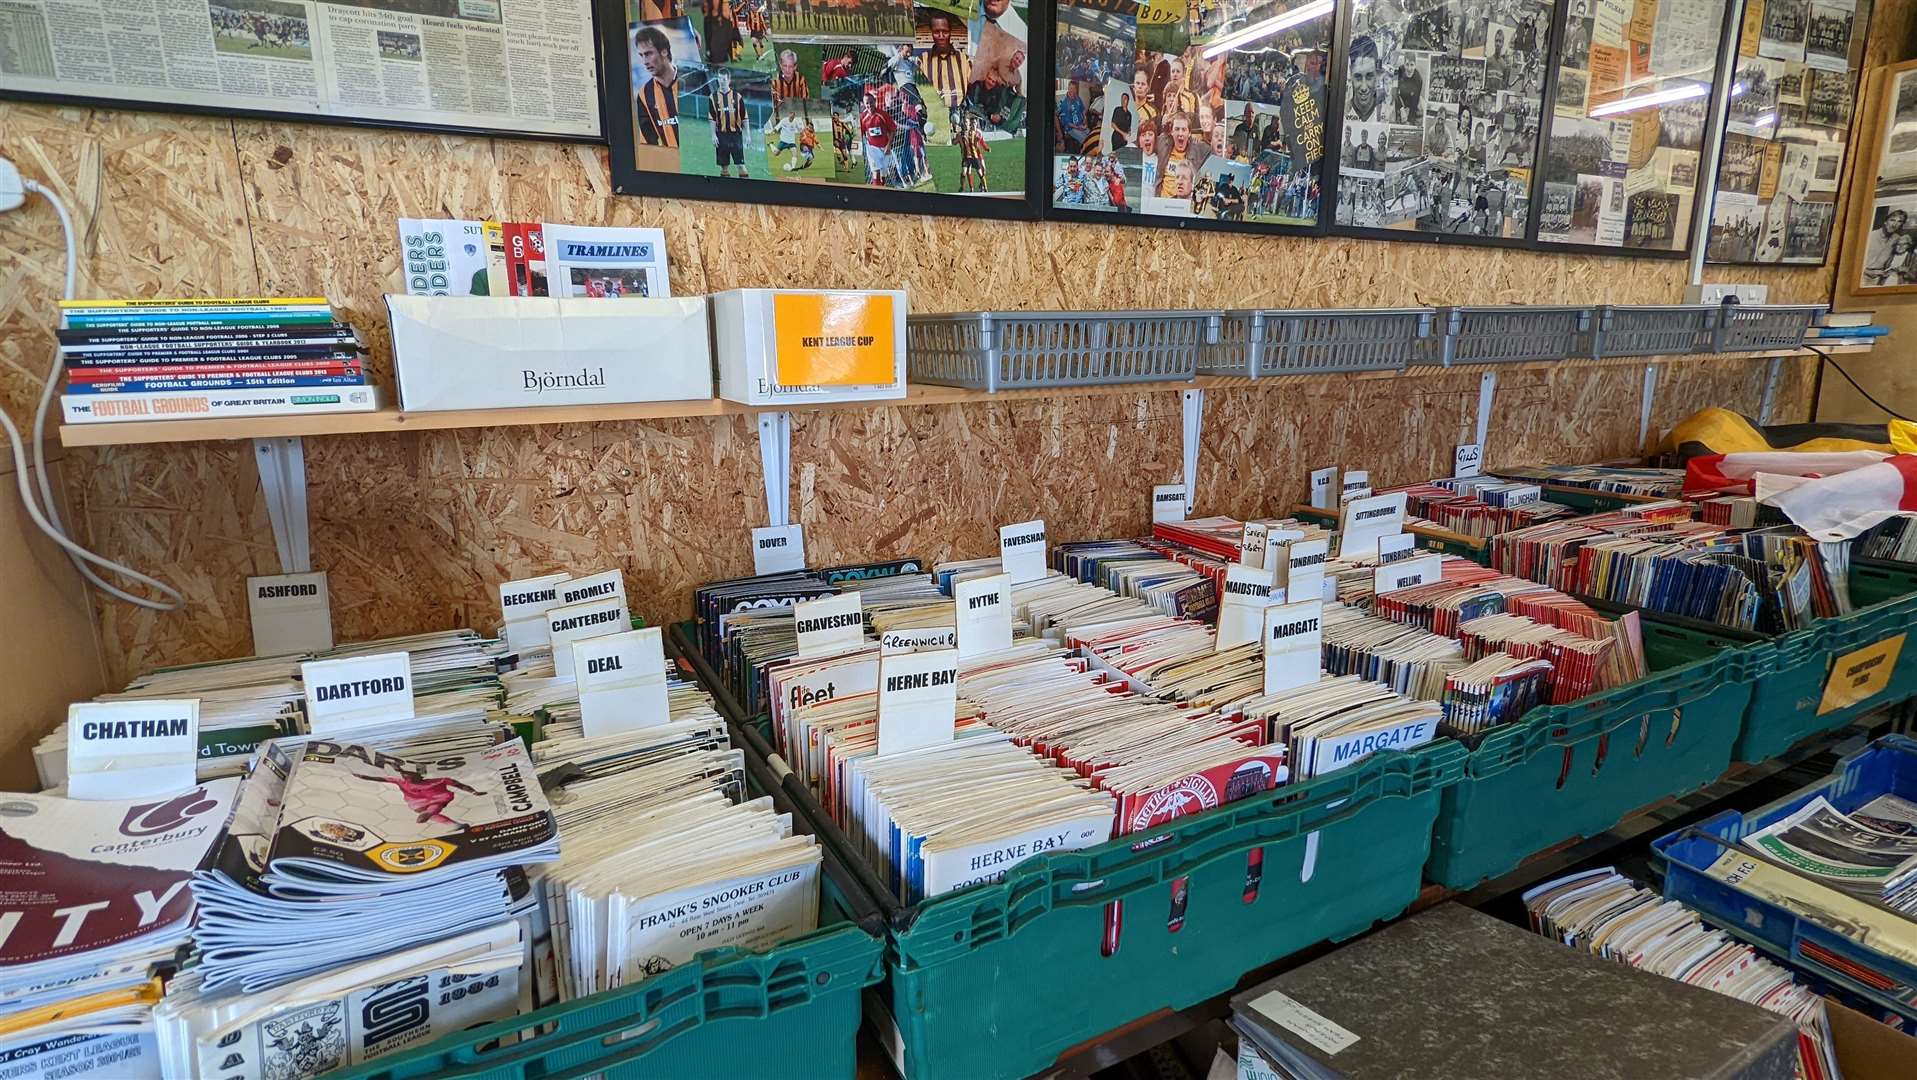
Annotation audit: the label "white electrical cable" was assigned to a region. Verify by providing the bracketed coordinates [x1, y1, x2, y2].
[3, 177, 183, 610]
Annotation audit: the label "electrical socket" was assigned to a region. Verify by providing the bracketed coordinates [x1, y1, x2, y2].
[0, 157, 24, 213]
[1685, 283, 1769, 305]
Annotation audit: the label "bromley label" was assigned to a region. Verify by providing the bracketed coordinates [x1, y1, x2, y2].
[876, 648, 960, 757]
[302, 651, 414, 735]
[558, 569, 626, 609]
[998, 519, 1048, 584]
[955, 572, 1014, 658]
[752, 523, 807, 574]
[547, 595, 631, 678]
[1263, 599, 1323, 696]
[793, 592, 865, 658]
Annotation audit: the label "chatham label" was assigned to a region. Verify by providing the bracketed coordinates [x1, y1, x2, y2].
[302, 651, 415, 735]
[66, 699, 200, 801]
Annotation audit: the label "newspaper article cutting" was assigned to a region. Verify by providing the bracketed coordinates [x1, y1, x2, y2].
[0, 0, 598, 137]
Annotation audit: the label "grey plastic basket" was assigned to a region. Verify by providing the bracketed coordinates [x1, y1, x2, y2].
[1422, 305, 1597, 366]
[1201, 308, 1437, 377]
[906, 311, 1211, 391]
[1710, 304, 1830, 353]
[1591, 305, 1720, 359]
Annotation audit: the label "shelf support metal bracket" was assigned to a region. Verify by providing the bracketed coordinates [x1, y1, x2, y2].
[1474, 372, 1496, 450]
[254, 436, 311, 575]
[1181, 389, 1204, 510]
[758, 411, 792, 527]
[1758, 356, 1786, 424]
[1639, 365, 1660, 452]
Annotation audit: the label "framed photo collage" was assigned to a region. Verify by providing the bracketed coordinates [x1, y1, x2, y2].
[579, 0, 1874, 261]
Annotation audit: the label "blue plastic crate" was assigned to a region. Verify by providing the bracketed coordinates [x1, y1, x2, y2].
[1654, 735, 1917, 1022]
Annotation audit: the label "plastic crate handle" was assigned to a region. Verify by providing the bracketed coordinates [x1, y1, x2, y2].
[995, 749, 1457, 924]
[1777, 592, 1917, 660]
[1466, 649, 1745, 777]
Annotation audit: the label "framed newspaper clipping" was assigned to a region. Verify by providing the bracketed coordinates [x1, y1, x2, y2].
[1839, 60, 1917, 296]
[1705, 1, 1870, 266]
[1532, 0, 1738, 257]
[601, 0, 1043, 218]
[1045, 0, 1334, 235]
[0, 1, 602, 140]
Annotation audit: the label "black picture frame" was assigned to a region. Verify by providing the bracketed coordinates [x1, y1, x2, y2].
[1524, 0, 1739, 260]
[1323, 0, 1559, 252]
[1039, 0, 1336, 238]
[1703, 0, 1872, 267]
[0, 1, 608, 144]
[601, 0, 1045, 220]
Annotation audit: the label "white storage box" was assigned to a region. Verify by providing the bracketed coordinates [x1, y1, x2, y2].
[712, 289, 908, 406]
[386, 295, 712, 411]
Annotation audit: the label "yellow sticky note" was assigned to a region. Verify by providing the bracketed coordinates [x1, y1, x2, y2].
[1818, 634, 1906, 715]
[774, 293, 896, 388]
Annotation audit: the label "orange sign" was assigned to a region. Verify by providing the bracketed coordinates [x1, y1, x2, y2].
[773, 293, 897, 388]
[1818, 634, 1906, 715]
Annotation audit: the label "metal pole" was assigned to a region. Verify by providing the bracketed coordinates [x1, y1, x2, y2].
[1688, 0, 1748, 287]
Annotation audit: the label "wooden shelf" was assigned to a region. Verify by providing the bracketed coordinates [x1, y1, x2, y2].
[56, 345, 1861, 449]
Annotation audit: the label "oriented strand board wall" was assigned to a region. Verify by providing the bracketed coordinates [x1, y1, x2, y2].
[0, 101, 1842, 685]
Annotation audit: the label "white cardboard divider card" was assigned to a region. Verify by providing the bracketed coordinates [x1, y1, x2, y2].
[1455, 443, 1483, 478]
[1376, 533, 1418, 565]
[711, 288, 909, 407]
[499, 572, 571, 653]
[1265, 528, 1304, 578]
[1217, 563, 1282, 652]
[1340, 470, 1372, 503]
[1373, 554, 1444, 595]
[1309, 467, 1338, 509]
[1337, 492, 1409, 560]
[1240, 521, 1269, 567]
[546, 595, 632, 679]
[572, 628, 671, 739]
[955, 572, 1014, 658]
[65, 699, 200, 800]
[556, 569, 626, 609]
[1263, 600, 1325, 696]
[752, 524, 807, 574]
[876, 647, 960, 757]
[386, 295, 713, 412]
[1281, 537, 1330, 603]
[881, 625, 958, 654]
[1151, 484, 1189, 523]
[998, 519, 1048, 584]
[794, 592, 865, 658]
[247, 571, 334, 656]
[302, 652, 414, 736]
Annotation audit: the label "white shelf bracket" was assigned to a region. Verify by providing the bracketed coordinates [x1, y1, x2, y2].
[1474, 372, 1496, 450]
[1181, 388, 1204, 509]
[758, 411, 792, 527]
[1638, 365, 1660, 452]
[253, 437, 311, 575]
[1758, 356, 1785, 424]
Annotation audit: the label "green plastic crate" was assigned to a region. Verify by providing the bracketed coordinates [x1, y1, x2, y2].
[879, 743, 1465, 1080]
[1733, 564, 1917, 763]
[330, 690, 887, 1080]
[1425, 619, 1758, 889]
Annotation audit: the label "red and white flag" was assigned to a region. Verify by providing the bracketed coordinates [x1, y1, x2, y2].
[1764, 455, 1917, 540]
